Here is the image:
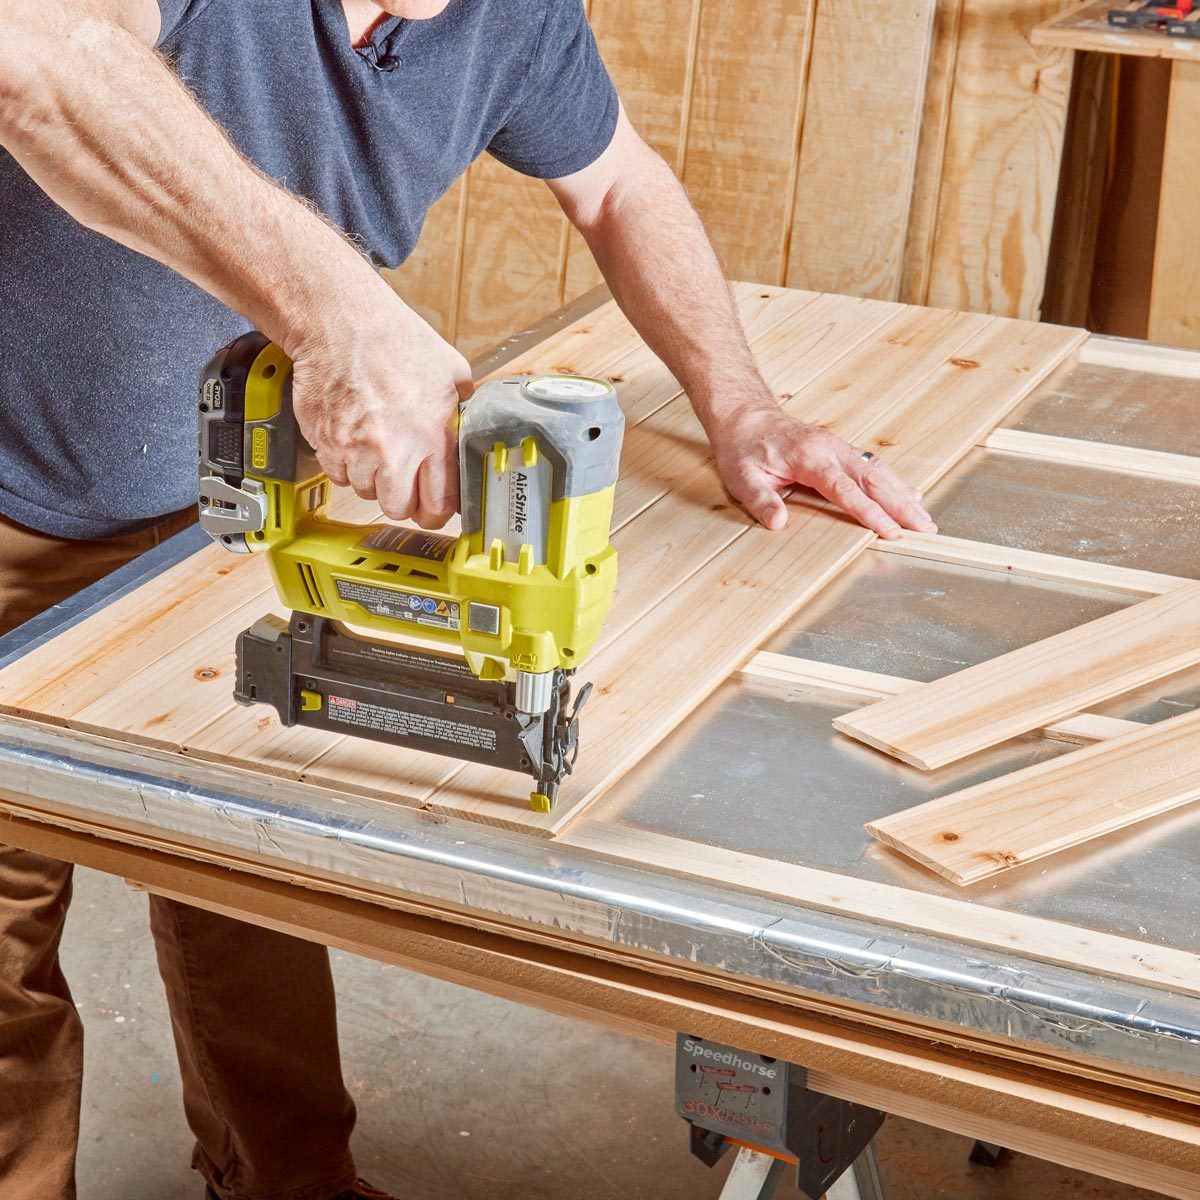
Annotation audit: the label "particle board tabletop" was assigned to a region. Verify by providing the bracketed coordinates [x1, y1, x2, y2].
[2, 290, 1200, 1143]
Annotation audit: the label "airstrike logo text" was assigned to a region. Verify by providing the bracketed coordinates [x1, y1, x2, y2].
[510, 470, 529, 534]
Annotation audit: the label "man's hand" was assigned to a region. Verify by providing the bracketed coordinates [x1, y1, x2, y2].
[711, 402, 937, 539]
[291, 304, 472, 529]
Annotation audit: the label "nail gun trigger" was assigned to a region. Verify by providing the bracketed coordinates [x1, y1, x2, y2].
[561, 681, 593, 772]
[570, 681, 594, 719]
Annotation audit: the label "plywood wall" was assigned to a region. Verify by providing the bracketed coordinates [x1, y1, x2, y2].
[387, 0, 1074, 358]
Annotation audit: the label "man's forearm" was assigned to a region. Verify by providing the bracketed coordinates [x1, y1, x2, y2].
[0, 4, 395, 356]
[570, 147, 773, 437]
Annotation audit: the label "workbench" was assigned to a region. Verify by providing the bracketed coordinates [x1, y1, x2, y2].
[1035, 0, 1200, 349]
[2, 289, 1199, 1197]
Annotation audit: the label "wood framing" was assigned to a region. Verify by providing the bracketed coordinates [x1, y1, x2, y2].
[834, 581, 1200, 770]
[738, 653, 1145, 744]
[866, 707, 1200, 884]
[1078, 335, 1200, 377]
[986, 427, 1200, 484]
[871, 529, 1191, 596]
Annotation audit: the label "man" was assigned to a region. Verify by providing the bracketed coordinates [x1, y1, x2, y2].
[0, 2, 937, 1197]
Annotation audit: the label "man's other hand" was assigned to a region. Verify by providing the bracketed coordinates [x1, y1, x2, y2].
[713, 403, 937, 539]
[290, 304, 473, 530]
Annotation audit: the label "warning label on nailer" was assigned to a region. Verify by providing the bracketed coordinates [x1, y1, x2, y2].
[327, 695, 496, 752]
[358, 526, 456, 561]
[334, 578, 461, 631]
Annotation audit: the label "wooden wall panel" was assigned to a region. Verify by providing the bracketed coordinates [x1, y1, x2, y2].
[786, 0, 936, 300]
[1148, 60, 1200, 348]
[561, 0, 702, 302]
[452, 155, 567, 359]
[922, 0, 1075, 318]
[901, 0, 964, 305]
[680, 0, 815, 287]
[383, 178, 464, 341]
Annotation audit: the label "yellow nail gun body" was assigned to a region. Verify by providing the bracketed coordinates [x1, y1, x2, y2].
[197, 332, 624, 810]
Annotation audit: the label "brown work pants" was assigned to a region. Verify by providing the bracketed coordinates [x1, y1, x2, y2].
[0, 512, 357, 1200]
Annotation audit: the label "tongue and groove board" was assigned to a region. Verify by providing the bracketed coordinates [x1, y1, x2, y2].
[0, 287, 1085, 838]
[834, 580, 1200, 770]
[866, 707, 1200, 885]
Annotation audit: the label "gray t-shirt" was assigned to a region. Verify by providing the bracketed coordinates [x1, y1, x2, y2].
[0, 0, 618, 538]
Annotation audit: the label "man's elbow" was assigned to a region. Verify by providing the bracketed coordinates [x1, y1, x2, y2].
[588, 146, 684, 238]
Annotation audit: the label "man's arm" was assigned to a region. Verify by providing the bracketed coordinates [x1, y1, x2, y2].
[0, 0, 468, 529]
[550, 110, 936, 538]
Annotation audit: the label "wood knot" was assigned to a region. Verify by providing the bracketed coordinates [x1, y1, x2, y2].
[710, 502, 728, 512]
[193, 667, 219, 681]
[875, 437, 896, 447]
[949, 357, 980, 369]
[940, 831, 960, 843]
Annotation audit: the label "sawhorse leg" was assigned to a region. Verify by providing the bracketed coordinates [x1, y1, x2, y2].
[826, 1142, 884, 1200]
[718, 1142, 884, 1200]
[718, 1148, 787, 1200]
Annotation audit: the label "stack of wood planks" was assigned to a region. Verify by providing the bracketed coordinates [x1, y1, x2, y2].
[389, 0, 1076, 356]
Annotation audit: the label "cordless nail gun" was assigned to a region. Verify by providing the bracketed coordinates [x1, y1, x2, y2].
[196, 332, 624, 811]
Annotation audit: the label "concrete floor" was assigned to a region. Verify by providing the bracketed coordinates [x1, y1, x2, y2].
[61, 867, 1161, 1200]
